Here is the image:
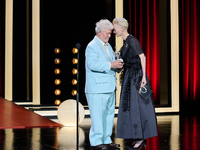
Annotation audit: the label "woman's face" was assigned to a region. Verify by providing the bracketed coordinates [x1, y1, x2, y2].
[113, 24, 124, 37]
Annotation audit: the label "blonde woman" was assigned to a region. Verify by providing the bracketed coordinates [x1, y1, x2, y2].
[113, 17, 158, 149]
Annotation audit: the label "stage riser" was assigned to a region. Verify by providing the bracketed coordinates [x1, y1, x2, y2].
[22, 105, 119, 119]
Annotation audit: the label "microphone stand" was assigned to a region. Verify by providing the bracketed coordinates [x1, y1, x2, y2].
[76, 43, 80, 150]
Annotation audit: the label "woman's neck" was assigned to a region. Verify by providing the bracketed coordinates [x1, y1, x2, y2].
[122, 32, 129, 40]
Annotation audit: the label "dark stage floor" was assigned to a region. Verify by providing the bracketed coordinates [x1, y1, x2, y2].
[1, 113, 200, 150]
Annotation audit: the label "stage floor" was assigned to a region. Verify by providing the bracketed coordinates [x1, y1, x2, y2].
[0, 97, 200, 150]
[1, 114, 200, 150]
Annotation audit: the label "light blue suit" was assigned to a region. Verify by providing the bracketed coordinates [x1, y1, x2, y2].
[85, 36, 117, 146]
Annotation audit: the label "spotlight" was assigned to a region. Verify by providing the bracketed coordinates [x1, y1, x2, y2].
[72, 58, 78, 64]
[55, 99, 61, 105]
[54, 58, 61, 64]
[72, 68, 78, 75]
[54, 48, 61, 54]
[54, 79, 61, 85]
[71, 90, 77, 96]
[55, 89, 61, 95]
[72, 79, 77, 85]
[72, 48, 78, 54]
[55, 68, 61, 74]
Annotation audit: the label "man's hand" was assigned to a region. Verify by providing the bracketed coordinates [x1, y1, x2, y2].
[111, 60, 124, 69]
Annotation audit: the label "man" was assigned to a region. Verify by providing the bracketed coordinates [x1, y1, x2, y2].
[85, 19, 123, 150]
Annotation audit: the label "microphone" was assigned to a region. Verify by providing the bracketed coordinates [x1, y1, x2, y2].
[75, 43, 81, 50]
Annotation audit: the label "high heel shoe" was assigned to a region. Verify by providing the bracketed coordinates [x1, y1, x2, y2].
[125, 140, 138, 146]
[132, 140, 147, 150]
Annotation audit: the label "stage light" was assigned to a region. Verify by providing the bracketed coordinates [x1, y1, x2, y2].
[55, 99, 61, 105]
[72, 58, 78, 64]
[54, 68, 61, 74]
[72, 79, 77, 85]
[72, 48, 78, 54]
[54, 79, 61, 85]
[72, 68, 78, 75]
[71, 90, 77, 96]
[54, 48, 61, 54]
[54, 58, 61, 64]
[55, 89, 61, 95]
[57, 99, 85, 126]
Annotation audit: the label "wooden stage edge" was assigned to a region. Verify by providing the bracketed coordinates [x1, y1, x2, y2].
[0, 97, 63, 129]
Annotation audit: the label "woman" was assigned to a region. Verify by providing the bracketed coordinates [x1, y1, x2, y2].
[113, 17, 158, 149]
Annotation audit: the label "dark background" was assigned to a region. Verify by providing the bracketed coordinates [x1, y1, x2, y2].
[0, 0, 117, 105]
[0, 0, 174, 108]
[39, 0, 115, 105]
[0, 0, 171, 106]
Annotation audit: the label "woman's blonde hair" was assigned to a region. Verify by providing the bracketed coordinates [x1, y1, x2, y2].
[113, 17, 129, 30]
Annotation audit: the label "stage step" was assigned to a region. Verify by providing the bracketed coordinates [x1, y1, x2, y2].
[19, 104, 119, 119]
[0, 98, 62, 129]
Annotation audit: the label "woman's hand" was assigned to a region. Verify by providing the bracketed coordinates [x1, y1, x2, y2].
[140, 77, 147, 87]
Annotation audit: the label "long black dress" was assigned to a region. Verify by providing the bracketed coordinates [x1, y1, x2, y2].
[116, 35, 158, 140]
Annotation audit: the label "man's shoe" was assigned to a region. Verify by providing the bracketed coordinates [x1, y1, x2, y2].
[105, 143, 120, 149]
[91, 144, 108, 150]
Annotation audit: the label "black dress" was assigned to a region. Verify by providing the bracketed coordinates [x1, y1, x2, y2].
[116, 35, 158, 140]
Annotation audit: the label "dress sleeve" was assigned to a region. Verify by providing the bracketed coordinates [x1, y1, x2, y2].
[129, 37, 143, 56]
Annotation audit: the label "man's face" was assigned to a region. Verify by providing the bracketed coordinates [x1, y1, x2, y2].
[97, 29, 112, 43]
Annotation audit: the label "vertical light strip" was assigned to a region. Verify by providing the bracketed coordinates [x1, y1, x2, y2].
[32, 0, 40, 104]
[26, 0, 30, 100]
[115, 0, 123, 146]
[115, 0, 123, 107]
[5, 0, 13, 101]
[170, 0, 179, 112]
[156, 0, 179, 112]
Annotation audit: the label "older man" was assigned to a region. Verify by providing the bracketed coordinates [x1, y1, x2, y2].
[85, 19, 123, 150]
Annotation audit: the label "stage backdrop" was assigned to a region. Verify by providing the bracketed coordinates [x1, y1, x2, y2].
[180, 0, 200, 109]
[124, 0, 171, 106]
[39, 0, 115, 105]
[1, 0, 170, 106]
[2, 0, 200, 109]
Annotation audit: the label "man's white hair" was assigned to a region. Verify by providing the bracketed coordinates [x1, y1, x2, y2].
[95, 19, 113, 34]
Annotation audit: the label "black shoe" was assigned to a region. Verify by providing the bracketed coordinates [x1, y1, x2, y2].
[125, 140, 138, 146]
[90, 144, 108, 150]
[132, 140, 147, 150]
[105, 142, 120, 149]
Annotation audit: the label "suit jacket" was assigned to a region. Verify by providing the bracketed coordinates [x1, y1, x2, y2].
[85, 36, 117, 93]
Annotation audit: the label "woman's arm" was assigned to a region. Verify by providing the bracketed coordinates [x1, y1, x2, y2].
[139, 53, 147, 87]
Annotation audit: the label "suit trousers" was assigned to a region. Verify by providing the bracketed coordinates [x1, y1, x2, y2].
[86, 92, 115, 146]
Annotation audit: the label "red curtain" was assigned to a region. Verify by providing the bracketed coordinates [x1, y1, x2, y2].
[182, 117, 199, 150]
[181, 0, 200, 102]
[129, 0, 160, 104]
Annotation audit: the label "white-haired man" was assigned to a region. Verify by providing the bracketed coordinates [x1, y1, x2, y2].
[85, 19, 123, 150]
